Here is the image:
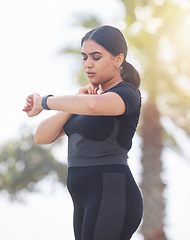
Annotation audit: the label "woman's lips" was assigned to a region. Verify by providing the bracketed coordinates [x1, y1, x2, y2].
[86, 72, 95, 77]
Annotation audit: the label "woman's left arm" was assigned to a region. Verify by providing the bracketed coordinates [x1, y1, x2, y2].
[24, 92, 126, 117]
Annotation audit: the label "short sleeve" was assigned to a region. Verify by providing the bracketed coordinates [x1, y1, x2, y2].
[109, 83, 141, 115]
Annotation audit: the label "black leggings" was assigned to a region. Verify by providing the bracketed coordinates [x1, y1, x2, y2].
[67, 165, 143, 240]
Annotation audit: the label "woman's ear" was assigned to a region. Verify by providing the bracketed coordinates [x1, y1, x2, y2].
[115, 53, 124, 68]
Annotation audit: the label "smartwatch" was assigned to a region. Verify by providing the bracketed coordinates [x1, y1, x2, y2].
[41, 95, 53, 110]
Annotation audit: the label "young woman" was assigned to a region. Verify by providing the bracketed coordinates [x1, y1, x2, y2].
[23, 25, 143, 240]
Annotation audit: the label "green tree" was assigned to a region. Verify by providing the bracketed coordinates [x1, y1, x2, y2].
[0, 126, 67, 201]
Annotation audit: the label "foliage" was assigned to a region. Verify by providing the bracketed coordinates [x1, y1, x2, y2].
[73, 14, 102, 29]
[0, 129, 67, 201]
[121, 0, 190, 135]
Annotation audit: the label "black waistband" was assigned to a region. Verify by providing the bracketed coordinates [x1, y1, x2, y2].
[68, 154, 128, 168]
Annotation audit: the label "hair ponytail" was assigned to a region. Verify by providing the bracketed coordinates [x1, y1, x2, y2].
[121, 61, 141, 89]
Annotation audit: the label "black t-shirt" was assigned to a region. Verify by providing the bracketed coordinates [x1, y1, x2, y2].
[64, 81, 141, 167]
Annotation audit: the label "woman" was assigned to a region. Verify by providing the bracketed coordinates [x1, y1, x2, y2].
[23, 25, 143, 240]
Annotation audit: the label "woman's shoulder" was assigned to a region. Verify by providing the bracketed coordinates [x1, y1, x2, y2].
[110, 81, 141, 96]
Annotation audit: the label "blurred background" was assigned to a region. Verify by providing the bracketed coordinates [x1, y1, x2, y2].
[0, 0, 190, 239]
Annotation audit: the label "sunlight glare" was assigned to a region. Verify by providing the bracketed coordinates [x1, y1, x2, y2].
[158, 36, 175, 62]
[135, 6, 152, 21]
[154, 0, 165, 6]
[146, 18, 163, 34]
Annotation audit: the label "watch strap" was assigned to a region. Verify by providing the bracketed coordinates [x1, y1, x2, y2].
[41, 95, 53, 110]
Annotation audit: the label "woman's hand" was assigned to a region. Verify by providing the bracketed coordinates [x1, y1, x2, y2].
[23, 93, 43, 117]
[77, 83, 99, 95]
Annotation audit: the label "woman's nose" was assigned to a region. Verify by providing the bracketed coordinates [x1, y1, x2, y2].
[85, 58, 93, 68]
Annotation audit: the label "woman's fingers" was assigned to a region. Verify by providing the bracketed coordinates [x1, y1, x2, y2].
[23, 93, 41, 116]
[22, 104, 32, 112]
[78, 84, 99, 95]
[90, 84, 99, 94]
[23, 95, 33, 111]
[87, 87, 93, 94]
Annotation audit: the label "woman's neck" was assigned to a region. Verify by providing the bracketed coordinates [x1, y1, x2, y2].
[98, 77, 123, 94]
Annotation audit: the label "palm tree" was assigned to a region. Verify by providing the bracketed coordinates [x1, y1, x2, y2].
[120, 0, 190, 239]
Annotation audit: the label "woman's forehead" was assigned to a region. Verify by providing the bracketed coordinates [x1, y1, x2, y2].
[81, 39, 107, 54]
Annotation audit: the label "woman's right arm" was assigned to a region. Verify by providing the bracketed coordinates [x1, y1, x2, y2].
[34, 111, 73, 145]
[25, 84, 98, 145]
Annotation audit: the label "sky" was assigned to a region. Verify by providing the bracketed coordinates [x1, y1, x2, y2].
[0, 0, 190, 239]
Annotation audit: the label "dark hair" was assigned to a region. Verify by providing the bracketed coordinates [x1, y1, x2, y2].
[81, 25, 141, 88]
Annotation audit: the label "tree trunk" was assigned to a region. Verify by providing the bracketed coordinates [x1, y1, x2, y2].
[140, 99, 167, 240]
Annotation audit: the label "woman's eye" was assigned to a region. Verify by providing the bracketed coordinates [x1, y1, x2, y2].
[81, 55, 101, 61]
[93, 57, 101, 60]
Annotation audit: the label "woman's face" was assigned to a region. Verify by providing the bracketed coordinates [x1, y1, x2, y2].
[81, 39, 119, 86]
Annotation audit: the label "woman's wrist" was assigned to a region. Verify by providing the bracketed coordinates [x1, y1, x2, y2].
[35, 95, 43, 111]
[41, 95, 53, 110]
